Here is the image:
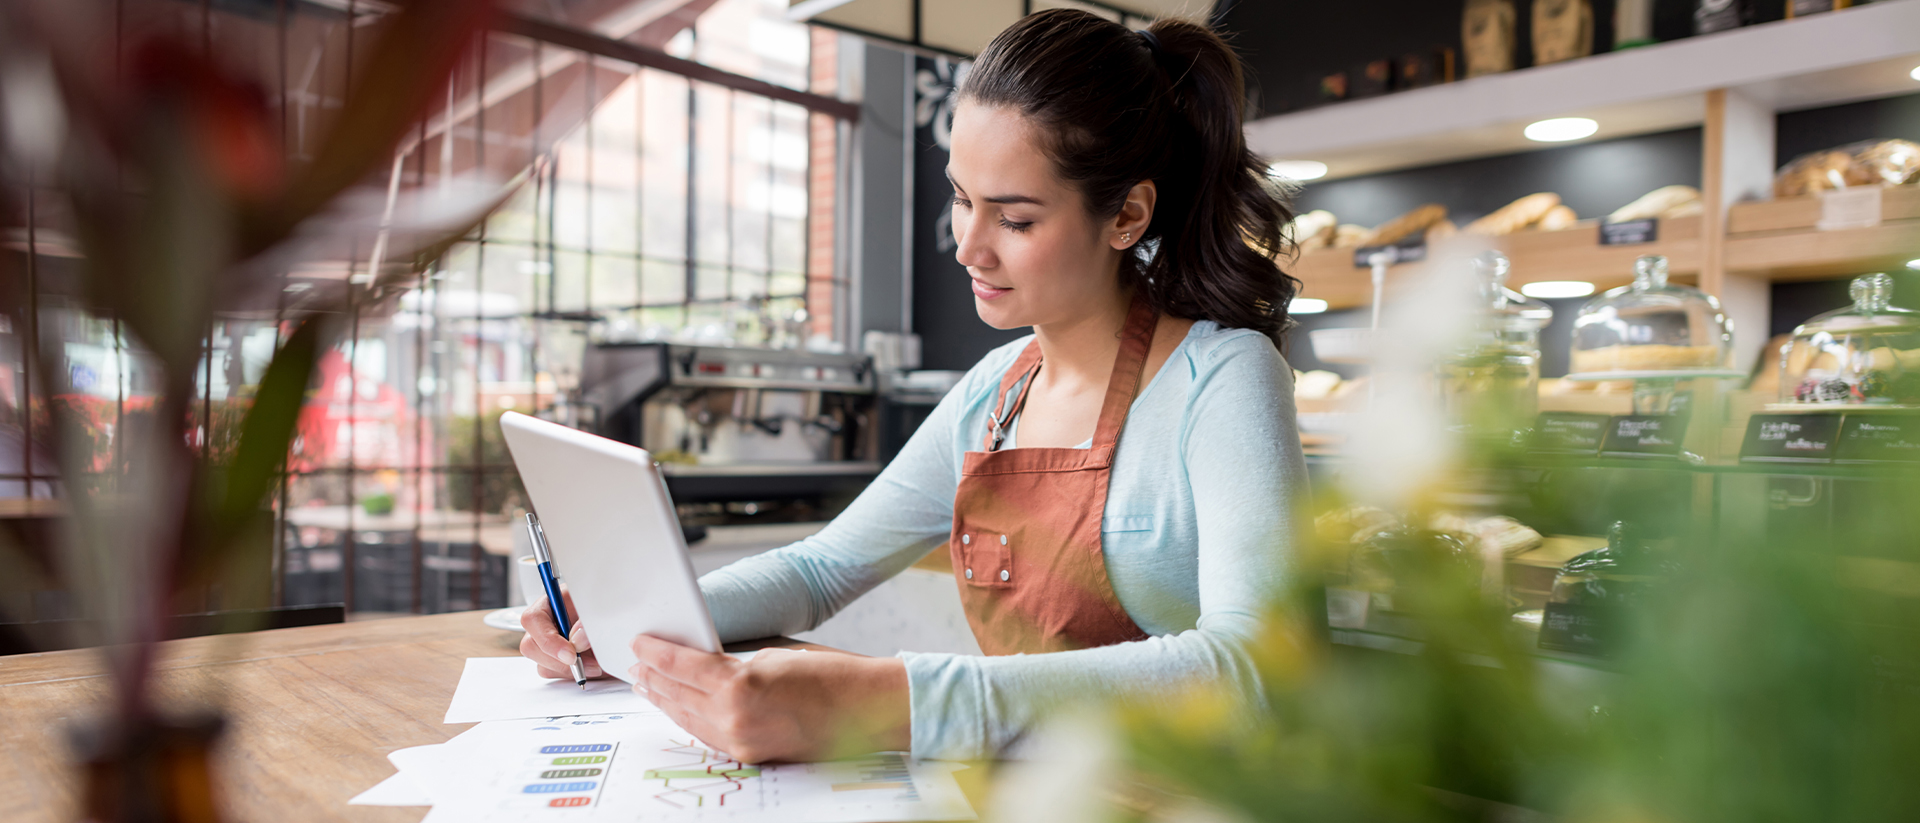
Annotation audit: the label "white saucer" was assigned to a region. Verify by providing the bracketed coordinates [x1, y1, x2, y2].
[483, 606, 528, 632]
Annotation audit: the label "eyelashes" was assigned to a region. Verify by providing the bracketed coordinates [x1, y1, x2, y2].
[949, 195, 1031, 233]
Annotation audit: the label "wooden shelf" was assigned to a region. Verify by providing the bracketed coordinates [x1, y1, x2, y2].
[1726, 187, 1920, 280]
[1244, 0, 1920, 180]
[1288, 189, 1920, 310]
[1291, 216, 1703, 311]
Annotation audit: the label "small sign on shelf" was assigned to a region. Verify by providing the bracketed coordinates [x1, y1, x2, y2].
[1532, 412, 1610, 454]
[1600, 414, 1690, 458]
[1599, 218, 1658, 246]
[1351, 238, 1427, 269]
[1816, 186, 1883, 231]
[1834, 413, 1920, 463]
[1740, 413, 1842, 463]
[1538, 601, 1612, 657]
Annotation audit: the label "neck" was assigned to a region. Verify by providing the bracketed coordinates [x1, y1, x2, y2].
[1032, 286, 1134, 389]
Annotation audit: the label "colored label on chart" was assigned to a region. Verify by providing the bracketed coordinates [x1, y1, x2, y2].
[524, 781, 598, 793]
[550, 755, 606, 765]
[541, 768, 603, 779]
[541, 744, 612, 754]
[549, 797, 592, 808]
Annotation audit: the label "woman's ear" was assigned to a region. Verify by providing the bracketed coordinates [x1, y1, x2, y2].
[1111, 180, 1156, 249]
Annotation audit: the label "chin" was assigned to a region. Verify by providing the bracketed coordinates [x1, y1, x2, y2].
[973, 299, 1030, 331]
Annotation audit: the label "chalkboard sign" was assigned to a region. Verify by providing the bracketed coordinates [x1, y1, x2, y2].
[1741, 414, 1843, 463]
[1599, 218, 1658, 246]
[1601, 414, 1689, 457]
[1533, 412, 1610, 453]
[1538, 601, 1611, 657]
[1835, 414, 1920, 463]
[1351, 238, 1427, 268]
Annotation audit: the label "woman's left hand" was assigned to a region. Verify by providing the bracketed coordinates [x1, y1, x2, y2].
[628, 635, 911, 764]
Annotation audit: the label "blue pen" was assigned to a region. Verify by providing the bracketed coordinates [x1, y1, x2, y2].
[526, 512, 587, 689]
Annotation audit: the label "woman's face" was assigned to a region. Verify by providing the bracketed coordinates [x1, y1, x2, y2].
[947, 104, 1125, 331]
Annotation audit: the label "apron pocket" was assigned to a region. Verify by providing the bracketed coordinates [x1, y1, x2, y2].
[957, 531, 1014, 589]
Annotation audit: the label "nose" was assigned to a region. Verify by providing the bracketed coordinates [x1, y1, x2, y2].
[953, 208, 995, 271]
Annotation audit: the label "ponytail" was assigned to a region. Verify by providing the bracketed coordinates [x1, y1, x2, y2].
[959, 9, 1299, 340]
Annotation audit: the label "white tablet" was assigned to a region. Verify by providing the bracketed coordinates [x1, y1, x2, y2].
[498, 411, 721, 685]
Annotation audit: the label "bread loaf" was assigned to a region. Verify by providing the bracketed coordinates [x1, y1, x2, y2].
[1426, 219, 1459, 242]
[1608, 185, 1700, 222]
[1463, 192, 1560, 236]
[1289, 210, 1339, 251]
[1332, 224, 1372, 249]
[1537, 204, 1578, 231]
[1359, 204, 1448, 247]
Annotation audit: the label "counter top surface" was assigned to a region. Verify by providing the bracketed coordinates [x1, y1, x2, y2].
[0, 611, 960, 822]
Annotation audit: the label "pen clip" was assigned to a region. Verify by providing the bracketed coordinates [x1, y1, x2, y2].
[525, 512, 553, 564]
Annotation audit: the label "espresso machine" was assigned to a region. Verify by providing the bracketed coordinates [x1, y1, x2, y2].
[578, 343, 880, 525]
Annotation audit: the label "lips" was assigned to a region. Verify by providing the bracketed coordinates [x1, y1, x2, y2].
[970, 278, 1011, 300]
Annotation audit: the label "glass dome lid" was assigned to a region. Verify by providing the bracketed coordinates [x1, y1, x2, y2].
[1776, 273, 1920, 408]
[1568, 255, 1736, 379]
[1471, 250, 1553, 332]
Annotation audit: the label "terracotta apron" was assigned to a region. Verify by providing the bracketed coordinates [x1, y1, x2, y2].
[948, 293, 1157, 655]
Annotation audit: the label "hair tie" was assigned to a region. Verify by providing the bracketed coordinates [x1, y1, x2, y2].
[1136, 29, 1164, 61]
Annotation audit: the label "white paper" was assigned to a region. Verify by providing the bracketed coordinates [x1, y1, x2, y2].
[1818, 186, 1883, 231]
[416, 713, 975, 822]
[348, 771, 434, 806]
[445, 657, 664, 724]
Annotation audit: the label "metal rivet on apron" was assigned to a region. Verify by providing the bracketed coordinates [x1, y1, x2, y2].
[999, 534, 1007, 545]
[1000, 569, 1010, 581]
[962, 534, 971, 545]
[965, 568, 973, 579]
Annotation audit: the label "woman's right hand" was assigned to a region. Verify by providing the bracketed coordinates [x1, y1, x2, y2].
[519, 587, 604, 680]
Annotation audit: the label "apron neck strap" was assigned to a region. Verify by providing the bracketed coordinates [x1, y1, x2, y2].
[982, 291, 1159, 452]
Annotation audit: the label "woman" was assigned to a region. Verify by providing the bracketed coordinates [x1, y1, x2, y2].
[521, 8, 1307, 763]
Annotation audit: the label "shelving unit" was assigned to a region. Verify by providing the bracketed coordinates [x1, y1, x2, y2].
[1262, 1, 1920, 375]
[1246, 0, 1920, 180]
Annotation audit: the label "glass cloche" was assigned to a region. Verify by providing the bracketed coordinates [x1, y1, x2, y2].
[1440, 251, 1553, 435]
[1569, 255, 1735, 378]
[1775, 273, 1920, 409]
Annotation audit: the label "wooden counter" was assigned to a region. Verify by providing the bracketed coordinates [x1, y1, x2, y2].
[0, 611, 971, 822]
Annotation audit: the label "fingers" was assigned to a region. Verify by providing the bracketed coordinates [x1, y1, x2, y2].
[520, 632, 571, 680]
[630, 634, 737, 692]
[519, 597, 578, 666]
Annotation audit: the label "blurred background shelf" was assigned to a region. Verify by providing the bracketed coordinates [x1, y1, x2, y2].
[1245, 0, 1920, 180]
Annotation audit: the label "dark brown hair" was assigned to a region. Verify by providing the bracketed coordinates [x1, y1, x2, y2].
[958, 8, 1298, 339]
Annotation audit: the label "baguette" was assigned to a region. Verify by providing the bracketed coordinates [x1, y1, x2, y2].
[1425, 218, 1459, 242]
[1358, 204, 1448, 247]
[1609, 184, 1700, 222]
[1463, 192, 1560, 236]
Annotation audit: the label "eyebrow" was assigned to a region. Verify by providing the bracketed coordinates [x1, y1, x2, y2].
[946, 169, 1045, 207]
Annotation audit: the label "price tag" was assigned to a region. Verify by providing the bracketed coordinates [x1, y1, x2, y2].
[1740, 413, 1842, 463]
[1351, 238, 1427, 269]
[1532, 412, 1609, 454]
[1600, 414, 1689, 457]
[1324, 587, 1371, 630]
[1835, 414, 1920, 463]
[1599, 218, 1658, 246]
[1537, 601, 1612, 657]
[1817, 187, 1883, 231]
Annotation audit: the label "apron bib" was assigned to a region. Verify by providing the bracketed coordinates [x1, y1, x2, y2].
[948, 293, 1157, 655]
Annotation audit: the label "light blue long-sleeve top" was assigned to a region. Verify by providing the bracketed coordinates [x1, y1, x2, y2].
[697, 319, 1307, 759]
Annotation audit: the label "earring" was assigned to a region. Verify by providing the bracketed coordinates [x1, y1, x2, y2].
[1120, 232, 1132, 245]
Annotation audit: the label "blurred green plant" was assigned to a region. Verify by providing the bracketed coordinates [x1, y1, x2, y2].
[0, 0, 509, 807]
[1088, 468, 1920, 823]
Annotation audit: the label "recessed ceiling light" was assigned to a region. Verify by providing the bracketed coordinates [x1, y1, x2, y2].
[1907, 258, 1920, 270]
[1524, 117, 1599, 142]
[1910, 65, 1920, 81]
[1268, 160, 1328, 182]
[1521, 280, 1596, 299]
[1292, 297, 1329, 314]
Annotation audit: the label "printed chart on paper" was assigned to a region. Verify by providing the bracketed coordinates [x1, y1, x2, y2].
[419, 714, 974, 822]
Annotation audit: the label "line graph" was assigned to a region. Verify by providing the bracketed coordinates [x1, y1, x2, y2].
[642, 740, 762, 808]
